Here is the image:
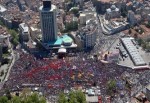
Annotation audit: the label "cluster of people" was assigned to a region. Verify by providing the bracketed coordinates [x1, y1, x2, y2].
[2, 50, 135, 97]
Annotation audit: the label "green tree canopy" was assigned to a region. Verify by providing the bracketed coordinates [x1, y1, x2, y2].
[65, 21, 78, 32]
[58, 90, 86, 103]
[58, 92, 68, 103]
[0, 89, 46, 103]
[11, 96, 21, 103]
[8, 29, 19, 46]
[137, 38, 144, 46]
[107, 80, 116, 90]
[106, 80, 116, 95]
[75, 91, 86, 103]
[70, 8, 79, 15]
[0, 20, 4, 26]
[0, 96, 9, 103]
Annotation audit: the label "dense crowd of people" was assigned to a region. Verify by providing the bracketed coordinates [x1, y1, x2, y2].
[2, 50, 135, 97]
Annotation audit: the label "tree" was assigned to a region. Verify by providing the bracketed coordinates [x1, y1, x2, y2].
[107, 80, 116, 90]
[39, 96, 46, 103]
[58, 91, 86, 103]
[107, 80, 116, 95]
[142, 42, 147, 50]
[0, 90, 46, 103]
[146, 21, 150, 28]
[138, 28, 144, 34]
[29, 93, 46, 103]
[0, 20, 4, 26]
[8, 29, 19, 46]
[75, 91, 86, 103]
[20, 88, 31, 99]
[68, 91, 78, 103]
[58, 92, 68, 103]
[0, 96, 9, 103]
[65, 21, 78, 32]
[11, 96, 21, 103]
[70, 8, 79, 16]
[5, 89, 12, 100]
[12, 38, 19, 46]
[137, 38, 144, 46]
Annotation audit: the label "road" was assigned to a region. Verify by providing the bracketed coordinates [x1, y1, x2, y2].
[91, 14, 121, 56]
[3, 39, 16, 82]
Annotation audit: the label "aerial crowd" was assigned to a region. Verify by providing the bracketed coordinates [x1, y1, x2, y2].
[2, 50, 134, 97]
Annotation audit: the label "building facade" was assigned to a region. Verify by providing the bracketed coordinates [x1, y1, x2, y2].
[78, 19, 97, 49]
[19, 23, 29, 42]
[39, 0, 58, 43]
[84, 31, 96, 48]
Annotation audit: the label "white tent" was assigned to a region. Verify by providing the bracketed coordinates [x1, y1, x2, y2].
[58, 48, 67, 53]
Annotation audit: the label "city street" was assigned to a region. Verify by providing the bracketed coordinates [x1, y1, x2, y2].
[91, 14, 121, 57]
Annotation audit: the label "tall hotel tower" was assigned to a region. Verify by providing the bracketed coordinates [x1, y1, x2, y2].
[39, 0, 57, 43]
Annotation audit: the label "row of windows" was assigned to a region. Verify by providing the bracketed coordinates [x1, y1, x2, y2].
[41, 12, 56, 42]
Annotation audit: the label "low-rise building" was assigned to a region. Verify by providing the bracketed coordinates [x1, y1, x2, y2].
[102, 18, 129, 35]
[105, 5, 120, 20]
[22, 40, 37, 53]
[19, 23, 29, 42]
[121, 37, 146, 66]
[30, 26, 41, 41]
[42, 34, 77, 50]
[79, 11, 96, 25]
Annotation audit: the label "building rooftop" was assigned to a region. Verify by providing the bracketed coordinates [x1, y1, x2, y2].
[0, 4, 7, 12]
[47, 34, 73, 46]
[62, 35, 73, 43]
[19, 23, 29, 33]
[58, 48, 66, 53]
[121, 37, 146, 66]
[39, 4, 57, 12]
[79, 19, 97, 35]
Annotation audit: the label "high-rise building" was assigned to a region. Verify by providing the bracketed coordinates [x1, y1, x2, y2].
[79, 19, 97, 49]
[39, 0, 57, 43]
